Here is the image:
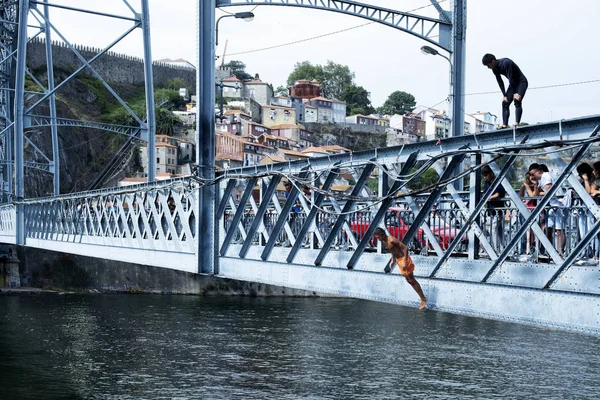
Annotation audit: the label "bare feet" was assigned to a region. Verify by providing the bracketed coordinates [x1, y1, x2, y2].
[419, 297, 427, 310]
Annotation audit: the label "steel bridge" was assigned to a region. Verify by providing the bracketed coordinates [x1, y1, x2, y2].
[0, 1, 598, 336]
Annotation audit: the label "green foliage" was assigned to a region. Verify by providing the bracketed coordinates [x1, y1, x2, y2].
[165, 77, 191, 93]
[377, 91, 416, 116]
[286, 60, 354, 99]
[366, 177, 379, 194]
[322, 61, 354, 99]
[79, 75, 122, 115]
[156, 108, 181, 136]
[155, 88, 186, 110]
[286, 61, 324, 87]
[406, 167, 439, 190]
[24, 76, 44, 93]
[222, 60, 254, 81]
[275, 85, 289, 96]
[342, 84, 375, 116]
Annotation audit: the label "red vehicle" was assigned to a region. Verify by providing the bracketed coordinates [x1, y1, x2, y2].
[350, 207, 425, 249]
[350, 207, 466, 251]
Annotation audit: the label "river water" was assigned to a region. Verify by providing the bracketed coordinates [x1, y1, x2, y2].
[0, 294, 598, 399]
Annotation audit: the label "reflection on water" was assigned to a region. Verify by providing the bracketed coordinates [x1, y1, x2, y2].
[0, 294, 598, 399]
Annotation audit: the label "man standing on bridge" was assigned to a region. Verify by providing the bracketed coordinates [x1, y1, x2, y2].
[374, 228, 427, 310]
[482, 53, 528, 128]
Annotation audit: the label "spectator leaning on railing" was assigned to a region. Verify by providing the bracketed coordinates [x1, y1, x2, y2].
[519, 171, 538, 259]
[528, 163, 567, 255]
[577, 162, 600, 261]
[482, 165, 505, 252]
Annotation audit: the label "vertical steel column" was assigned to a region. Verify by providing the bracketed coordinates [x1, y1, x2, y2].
[468, 153, 481, 258]
[43, 0, 59, 195]
[197, 0, 216, 274]
[450, 0, 466, 190]
[450, 0, 466, 140]
[140, 0, 156, 183]
[14, 0, 28, 245]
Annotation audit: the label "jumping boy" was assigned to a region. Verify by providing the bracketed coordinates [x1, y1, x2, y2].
[374, 227, 427, 310]
[482, 53, 528, 128]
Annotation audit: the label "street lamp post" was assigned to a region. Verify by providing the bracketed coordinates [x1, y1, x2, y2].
[216, 80, 240, 119]
[421, 45, 461, 190]
[215, 11, 254, 46]
[421, 45, 453, 119]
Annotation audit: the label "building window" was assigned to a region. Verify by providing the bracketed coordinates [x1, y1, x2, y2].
[249, 89, 256, 98]
[157, 158, 160, 163]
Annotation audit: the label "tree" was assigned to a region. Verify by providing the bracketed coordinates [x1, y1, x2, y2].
[222, 60, 253, 82]
[341, 84, 375, 116]
[406, 167, 439, 190]
[165, 77, 188, 91]
[286, 60, 356, 99]
[154, 88, 187, 110]
[322, 61, 354, 99]
[274, 85, 289, 97]
[286, 61, 324, 88]
[155, 108, 181, 136]
[377, 91, 416, 116]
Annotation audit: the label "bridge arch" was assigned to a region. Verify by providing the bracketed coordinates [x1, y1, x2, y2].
[216, 0, 452, 51]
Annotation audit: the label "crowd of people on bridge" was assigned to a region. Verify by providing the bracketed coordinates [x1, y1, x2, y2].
[483, 161, 600, 263]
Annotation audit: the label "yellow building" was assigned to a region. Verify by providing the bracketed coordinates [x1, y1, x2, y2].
[262, 105, 297, 128]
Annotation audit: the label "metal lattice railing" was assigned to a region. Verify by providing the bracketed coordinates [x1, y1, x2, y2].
[23, 182, 198, 253]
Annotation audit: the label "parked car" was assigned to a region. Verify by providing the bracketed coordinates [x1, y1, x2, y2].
[349, 207, 466, 251]
[350, 207, 425, 250]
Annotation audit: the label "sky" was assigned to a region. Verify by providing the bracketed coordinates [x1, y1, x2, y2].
[37, 0, 600, 125]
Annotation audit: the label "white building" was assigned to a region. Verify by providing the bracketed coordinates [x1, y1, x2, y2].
[155, 58, 195, 70]
[140, 141, 178, 176]
[465, 112, 497, 133]
[345, 114, 379, 125]
[411, 105, 450, 140]
[173, 110, 195, 125]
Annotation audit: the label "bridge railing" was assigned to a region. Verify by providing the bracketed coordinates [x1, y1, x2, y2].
[220, 195, 593, 258]
[22, 180, 198, 254]
[216, 115, 600, 291]
[0, 204, 16, 244]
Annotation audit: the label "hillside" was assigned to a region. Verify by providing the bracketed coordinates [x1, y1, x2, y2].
[23, 64, 190, 197]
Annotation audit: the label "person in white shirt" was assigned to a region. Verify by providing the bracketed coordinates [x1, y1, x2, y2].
[528, 163, 566, 254]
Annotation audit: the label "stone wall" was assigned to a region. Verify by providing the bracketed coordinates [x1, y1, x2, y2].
[304, 122, 389, 135]
[27, 37, 195, 89]
[16, 246, 323, 297]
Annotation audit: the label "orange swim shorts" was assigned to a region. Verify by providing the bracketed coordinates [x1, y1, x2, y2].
[396, 256, 415, 277]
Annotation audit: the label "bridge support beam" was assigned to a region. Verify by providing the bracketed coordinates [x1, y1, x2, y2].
[14, 0, 28, 245]
[219, 257, 599, 336]
[141, 0, 156, 183]
[450, 0, 466, 141]
[43, 0, 59, 195]
[197, 0, 217, 274]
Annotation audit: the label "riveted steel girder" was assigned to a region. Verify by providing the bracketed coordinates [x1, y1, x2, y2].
[216, 0, 452, 51]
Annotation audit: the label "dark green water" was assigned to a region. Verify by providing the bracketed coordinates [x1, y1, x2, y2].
[0, 294, 598, 399]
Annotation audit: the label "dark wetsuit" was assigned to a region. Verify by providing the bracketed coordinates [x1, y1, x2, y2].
[492, 58, 528, 126]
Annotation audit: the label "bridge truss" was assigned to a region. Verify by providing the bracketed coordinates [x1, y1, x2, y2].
[0, 116, 598, 334]
[2, 0, 157, 214]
